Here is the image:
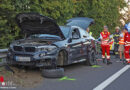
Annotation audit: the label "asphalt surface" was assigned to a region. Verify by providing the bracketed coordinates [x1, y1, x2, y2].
[105, 69, 130, 90]
[19, 55, 130, 90]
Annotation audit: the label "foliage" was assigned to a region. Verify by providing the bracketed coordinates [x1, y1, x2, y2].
[0, 0, 127, 48]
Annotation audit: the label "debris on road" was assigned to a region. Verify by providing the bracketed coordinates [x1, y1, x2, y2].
[91, 65, 102, 68]
[59, 76, 76, 81]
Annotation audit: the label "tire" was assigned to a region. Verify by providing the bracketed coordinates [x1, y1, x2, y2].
[57, 50, 68, 66]
[42, 67, 64, 78]
[84, 50, 97, 66]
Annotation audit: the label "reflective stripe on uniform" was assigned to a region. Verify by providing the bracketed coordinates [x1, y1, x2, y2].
[89, 32, 92, 36]
[114, 42, 119, 44]
[119, 38, 125, 44]
[102, 40, 109, 45]
[102, 55, 105, 58]
[125, 41, 130, 44]
[114, 35, 120, 36]
[125, 51, 129, 53]
[107, 56, 110, 59]
[115, 52, 118, 54]
[125, 44, 130, 46]
[119, 33, 125, 45]
[126, 59, 130, 61]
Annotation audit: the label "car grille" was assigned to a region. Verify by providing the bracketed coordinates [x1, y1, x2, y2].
[13, 46, 23, 51]
[13, 46, 35, 52]
[25, 47, 35, 52]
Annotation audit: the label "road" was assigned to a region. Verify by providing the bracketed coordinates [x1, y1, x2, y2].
[19, 55, 130, 90]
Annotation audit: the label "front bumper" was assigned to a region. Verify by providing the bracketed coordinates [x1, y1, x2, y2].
[7, 51, 57, 67]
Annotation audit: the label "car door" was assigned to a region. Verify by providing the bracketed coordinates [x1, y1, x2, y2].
[68, 28, 83, 62]
[79, 28, 91, 59]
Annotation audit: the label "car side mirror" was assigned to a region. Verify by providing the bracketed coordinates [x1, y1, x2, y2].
[68, 38, 72, 43]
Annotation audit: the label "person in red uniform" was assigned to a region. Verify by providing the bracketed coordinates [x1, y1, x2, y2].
[124, 23, 130, 64]
[100, 26, 112, 65]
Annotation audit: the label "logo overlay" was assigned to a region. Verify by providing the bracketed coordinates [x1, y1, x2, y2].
[0, 76, 17, 89]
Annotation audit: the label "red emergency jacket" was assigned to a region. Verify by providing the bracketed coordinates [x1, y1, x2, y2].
[124, 32, 130, 46]
[100, 31, 110, 45]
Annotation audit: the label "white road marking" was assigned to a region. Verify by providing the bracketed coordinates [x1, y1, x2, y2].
[93, 65, 130, 90]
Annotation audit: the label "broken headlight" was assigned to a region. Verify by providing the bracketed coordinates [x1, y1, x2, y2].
[37, 46, 57, 52]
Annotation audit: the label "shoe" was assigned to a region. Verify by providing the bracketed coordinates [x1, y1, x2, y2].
[127, 61, 130, 64]
[116, 59, 122, 62]
[107, 60, 112, 65]
[123, 60, 129, 65]
[102, 58, 105, 63]
[120, 59, 122, 61]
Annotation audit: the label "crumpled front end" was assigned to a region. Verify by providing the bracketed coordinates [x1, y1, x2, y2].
[7, 43, 59, 67]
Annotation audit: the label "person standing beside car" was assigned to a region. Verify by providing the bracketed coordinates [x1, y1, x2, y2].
[86, 27, 92, 36]
[100, 26, 112, 65]
[113, 26, 120, 58]
[86, 27, 95, 41]
[118, 28, 125, 61]
[124, 23, 130, 64]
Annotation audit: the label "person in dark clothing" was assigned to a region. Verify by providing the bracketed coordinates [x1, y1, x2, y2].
[113, 26, 120, 58]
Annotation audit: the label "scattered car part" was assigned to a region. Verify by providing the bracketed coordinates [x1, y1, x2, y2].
[4, 65, 15, 73]
[41, 67, 64, 78]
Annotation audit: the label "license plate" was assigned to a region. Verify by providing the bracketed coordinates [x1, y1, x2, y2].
[16, 56, 31, 62]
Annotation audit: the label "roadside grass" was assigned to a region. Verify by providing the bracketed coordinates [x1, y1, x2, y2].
[0, 67, 12, 76]
[0, 66, 43, 88]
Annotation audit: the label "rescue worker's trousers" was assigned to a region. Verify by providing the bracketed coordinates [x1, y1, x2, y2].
[124, 46, 130, 61]
[101, 45, 110, 60]
[114, 44, 119, 55]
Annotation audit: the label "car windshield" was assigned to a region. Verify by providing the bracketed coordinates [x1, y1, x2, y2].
[28, 34, 61, 40]
[60, 26, 70, 38]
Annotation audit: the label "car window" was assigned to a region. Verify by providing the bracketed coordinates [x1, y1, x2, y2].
[72, 28, 80, 39]
[79, 29, 87, 38]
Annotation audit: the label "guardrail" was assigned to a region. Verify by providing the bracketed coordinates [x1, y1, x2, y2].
[0, 49, 8, 53]
[0, 49, 8, 58]
[0, 49, 8, 66]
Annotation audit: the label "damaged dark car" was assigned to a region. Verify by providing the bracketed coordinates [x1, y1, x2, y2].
[7, 13, 96, 78]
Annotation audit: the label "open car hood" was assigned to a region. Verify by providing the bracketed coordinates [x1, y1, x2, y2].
[66, 17, 94, 30]
[15, 13, 65, 39]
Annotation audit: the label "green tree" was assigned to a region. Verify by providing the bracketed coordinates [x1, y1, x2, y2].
[73, 0, 126, 36]
[0, 0, 127, 48]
